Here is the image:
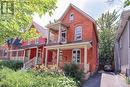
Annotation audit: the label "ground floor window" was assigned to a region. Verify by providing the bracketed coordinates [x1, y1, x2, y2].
[72, 49, 80, 63]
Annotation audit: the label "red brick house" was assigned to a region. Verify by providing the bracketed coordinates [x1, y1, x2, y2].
[0, 22, 48, 69]
[45, 4, 98, 73]
[21, 21, 48, 69]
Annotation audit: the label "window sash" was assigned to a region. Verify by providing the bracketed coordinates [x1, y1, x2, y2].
[75, 26, 82, 41]
[61, 31, 66, 43]
[72, 49, 80, 63]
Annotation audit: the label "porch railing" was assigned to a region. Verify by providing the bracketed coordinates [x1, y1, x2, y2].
[23, 57, 37, 69]
[23, 57, 42, 70]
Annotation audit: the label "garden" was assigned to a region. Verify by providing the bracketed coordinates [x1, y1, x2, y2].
[0, 60, 84, 87]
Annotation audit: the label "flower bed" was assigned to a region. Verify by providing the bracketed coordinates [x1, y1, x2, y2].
[0, 67, 78, 87]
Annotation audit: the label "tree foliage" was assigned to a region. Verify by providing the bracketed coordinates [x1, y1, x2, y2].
[0, 0, 57, 44]
[124, 0, 130, 7]
[22, 28, 42, 40]
[97, 10, 119, 69]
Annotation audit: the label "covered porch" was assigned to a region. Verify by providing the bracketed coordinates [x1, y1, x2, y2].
[45, 41, 92, 73]
[22, 44, 45, 69]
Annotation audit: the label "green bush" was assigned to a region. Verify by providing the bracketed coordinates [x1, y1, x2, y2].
[63, 63, 84, 83]
[126, 77, 130, 84]
[0, 60, 23, 70]
[0, 68, 78, 87]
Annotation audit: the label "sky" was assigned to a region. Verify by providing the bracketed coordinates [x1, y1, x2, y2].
[33, 0, 124, 28]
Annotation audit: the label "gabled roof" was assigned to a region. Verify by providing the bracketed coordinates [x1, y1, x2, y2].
[28, 21, 48, 37]
[59, 4, 98, 42]
[59, 4, 96, 23]
[46, 4, 98, 42]
[116, 9, 130, 40]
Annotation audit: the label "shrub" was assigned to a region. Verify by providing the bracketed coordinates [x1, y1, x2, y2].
[0, 68, 78, 87]
[126, 77, 130, 84]
[0, 60, 23, 70]
[63, 63, 84, 82]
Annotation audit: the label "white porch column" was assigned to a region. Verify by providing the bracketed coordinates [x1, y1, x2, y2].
[45, 49, 48, 67]
[23, 50, 25, 62]
[42, 46, 44, 64]
[47, 29, 50, 44]
[84, 46, 88, 72]
[36, 47, 39, 64]
[57, 48, 60, 67]
[16, 51, 18, 60]
[58, 24, 61, 43]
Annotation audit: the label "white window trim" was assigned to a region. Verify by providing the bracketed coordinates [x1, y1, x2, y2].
[60, 30, 67, 43]
[69, 13, 74, 22]
[28, 40, 31, 45]
[72, 49, 81, 64]
[74, 26, 82, 41]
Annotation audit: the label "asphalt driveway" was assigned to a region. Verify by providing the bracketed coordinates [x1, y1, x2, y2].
[82, 73, 102, 87]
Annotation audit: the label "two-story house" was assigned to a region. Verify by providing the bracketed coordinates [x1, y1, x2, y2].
[21, 21, 48, 69]
[114, 9, 130, 76]
[45, 4, 98, 73]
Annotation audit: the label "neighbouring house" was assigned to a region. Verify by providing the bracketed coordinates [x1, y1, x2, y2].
[0, 37, 23, 61]
[45, 4, 98, 73]
[114, 9, 130, 76]
[0, 21, 48, 69]
[0, 44, 9, 60]
[20, 21, 48, 69]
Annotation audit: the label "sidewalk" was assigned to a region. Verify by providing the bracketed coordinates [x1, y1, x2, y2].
[101, 72, 130, 87]
[82, 72, 130, 87]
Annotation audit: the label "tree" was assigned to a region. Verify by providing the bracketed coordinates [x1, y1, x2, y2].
[107, 0, 130, 8]
[0, 0, 57, 44]
[97, 10, 119, 69]
[124, 0, 130, 7]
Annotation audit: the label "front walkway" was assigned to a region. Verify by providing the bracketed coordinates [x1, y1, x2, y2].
[82, 72, 130, 87]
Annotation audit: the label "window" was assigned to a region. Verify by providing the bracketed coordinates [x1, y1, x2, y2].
[69, 13, 74, 22]
[35, 38, 39, 44]
[28, 40, 31, 45]
[72, 49, 80, 63]
[75, 26, 82, 41]
[61, 31, 66, 43]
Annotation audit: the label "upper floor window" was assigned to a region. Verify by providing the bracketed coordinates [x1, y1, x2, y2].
[61, 31, 67, 43]
[69, 13, 74, 22]
[75, 26, 82, 41]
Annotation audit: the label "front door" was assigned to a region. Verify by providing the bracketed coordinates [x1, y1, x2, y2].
[72, 49, 80, 64]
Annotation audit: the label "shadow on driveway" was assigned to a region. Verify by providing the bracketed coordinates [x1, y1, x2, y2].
[82, 73, 102, 87]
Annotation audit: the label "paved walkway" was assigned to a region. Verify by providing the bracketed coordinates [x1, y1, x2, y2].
[82, 72, 130, 87]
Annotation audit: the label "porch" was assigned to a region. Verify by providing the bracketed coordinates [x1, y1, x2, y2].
[22, 45, 45, 69]
[46, 21, 69, 45]
[45, 41, 92, 73]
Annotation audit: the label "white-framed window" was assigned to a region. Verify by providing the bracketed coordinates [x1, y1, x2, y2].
[75, 26, 82, 41]
[61, 31, 67, 43]
[28, 40, 31, 45]
[72, 49, 81, 63]
[69, 13, 74, 22]
[35, 38, 39, 44]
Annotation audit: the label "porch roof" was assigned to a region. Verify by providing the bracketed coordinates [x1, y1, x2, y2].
[21, 43, 43, 49]
[46, 21, 69, 31]
[45, 41, 92, 50]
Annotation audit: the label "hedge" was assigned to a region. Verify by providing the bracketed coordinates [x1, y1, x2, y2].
[0, 60, 23, 70]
